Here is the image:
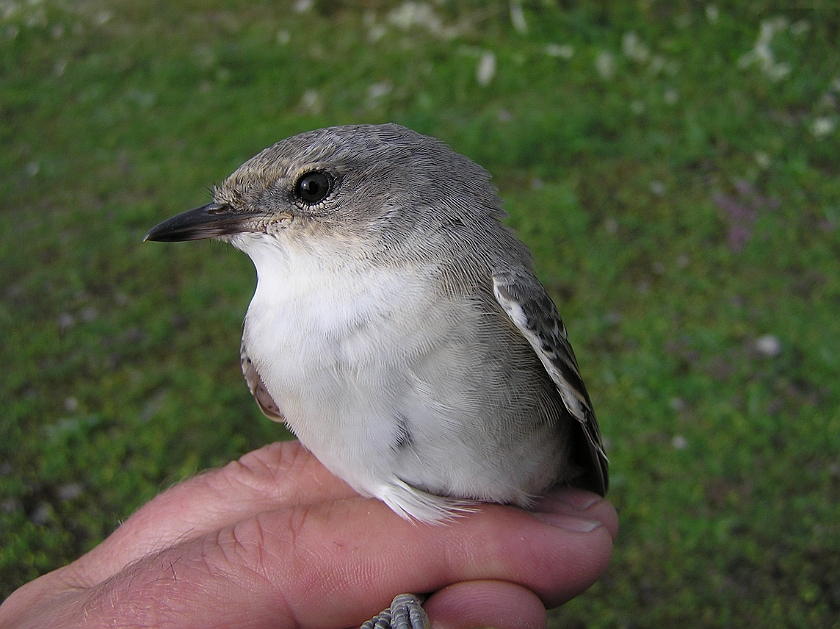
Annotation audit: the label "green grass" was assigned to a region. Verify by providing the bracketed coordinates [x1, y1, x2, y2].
[2, 1, 839, 626]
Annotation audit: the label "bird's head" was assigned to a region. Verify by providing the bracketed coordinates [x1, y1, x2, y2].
[145, 124, 505, 263]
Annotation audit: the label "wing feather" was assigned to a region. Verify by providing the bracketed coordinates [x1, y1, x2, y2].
[493, 269, 608, 496]
[240, 338, 285, 422]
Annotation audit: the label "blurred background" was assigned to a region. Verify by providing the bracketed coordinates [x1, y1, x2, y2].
[1, 1, 838, 626]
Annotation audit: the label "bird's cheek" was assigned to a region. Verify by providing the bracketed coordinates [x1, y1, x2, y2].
[265, 213, 295, 236]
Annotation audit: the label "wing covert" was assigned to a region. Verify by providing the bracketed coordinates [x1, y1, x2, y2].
[493, 269, 609, 496]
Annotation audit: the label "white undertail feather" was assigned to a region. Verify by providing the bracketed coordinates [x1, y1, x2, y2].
[377, 479, 476, 524]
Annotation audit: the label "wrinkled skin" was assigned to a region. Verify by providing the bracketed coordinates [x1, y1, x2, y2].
[1, 441, 617, 629]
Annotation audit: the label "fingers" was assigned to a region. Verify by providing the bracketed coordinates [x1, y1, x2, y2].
[2, 441, 615, 629]
[69, 492, 613, 629]
[525, 487, 617, 608]
[534, 486, 619, 541]
[424, 581, 547, 629]
[1, 480, 614, 629]
[70, 441, 357, 586]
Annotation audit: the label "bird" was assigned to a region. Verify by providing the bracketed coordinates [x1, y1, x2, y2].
[145, 123, 608, 629]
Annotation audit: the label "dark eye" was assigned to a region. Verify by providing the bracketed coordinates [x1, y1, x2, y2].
[294, 171, 332, 204]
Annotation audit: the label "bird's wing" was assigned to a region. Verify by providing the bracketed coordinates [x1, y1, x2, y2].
[240, 338, 285, 422]
[492, 269, 608, 496]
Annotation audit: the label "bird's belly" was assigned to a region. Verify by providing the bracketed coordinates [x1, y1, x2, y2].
[242, 264, 568, 517]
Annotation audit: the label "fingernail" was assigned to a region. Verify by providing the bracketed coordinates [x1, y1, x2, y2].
[542, 487, 601, 511]
[532, 511, 602, 533]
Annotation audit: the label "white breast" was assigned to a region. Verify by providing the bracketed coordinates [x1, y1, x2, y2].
[233, 234, 447, 504]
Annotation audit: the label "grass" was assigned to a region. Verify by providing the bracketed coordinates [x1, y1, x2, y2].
[2, 1, 839, 626]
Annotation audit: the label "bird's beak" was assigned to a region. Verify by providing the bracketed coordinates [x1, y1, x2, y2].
[144, 202, 251, 242]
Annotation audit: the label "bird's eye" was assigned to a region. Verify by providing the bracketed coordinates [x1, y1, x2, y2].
[294, 171, 332, 204]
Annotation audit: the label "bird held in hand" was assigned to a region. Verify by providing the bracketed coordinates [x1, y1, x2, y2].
[146, 123, 608, 628]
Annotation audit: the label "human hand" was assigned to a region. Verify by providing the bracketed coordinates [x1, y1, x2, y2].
[0, 440, 617, 629]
